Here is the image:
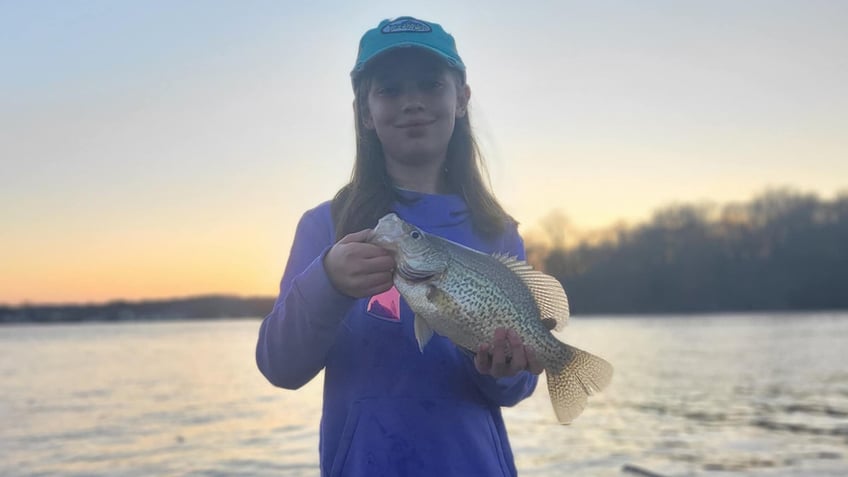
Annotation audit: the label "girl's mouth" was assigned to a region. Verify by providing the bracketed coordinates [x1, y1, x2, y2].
[397, 119, 436, 128]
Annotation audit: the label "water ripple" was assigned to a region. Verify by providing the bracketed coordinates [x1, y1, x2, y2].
[3, 316, 848, 477]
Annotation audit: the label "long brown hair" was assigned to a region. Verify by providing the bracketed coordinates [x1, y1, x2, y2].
[331, 68, 514, 241]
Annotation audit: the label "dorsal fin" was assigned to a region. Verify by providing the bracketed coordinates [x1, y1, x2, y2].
[493, 253, 570, 330]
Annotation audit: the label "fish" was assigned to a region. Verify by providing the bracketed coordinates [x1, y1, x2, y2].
[368, 212, 613, 424]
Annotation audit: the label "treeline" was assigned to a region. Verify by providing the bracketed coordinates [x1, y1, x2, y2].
[4, 189, 846, 323]
[533, 189, 848, 314]
[0, 295, 275, 324]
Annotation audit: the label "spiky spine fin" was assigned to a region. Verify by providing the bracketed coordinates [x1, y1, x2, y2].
[492, 253, 570, 331]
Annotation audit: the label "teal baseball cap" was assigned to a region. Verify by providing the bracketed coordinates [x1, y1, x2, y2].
[351, 16, 465, 85]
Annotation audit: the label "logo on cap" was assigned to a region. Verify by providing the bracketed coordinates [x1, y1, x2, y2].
[381, 18, 432, 34]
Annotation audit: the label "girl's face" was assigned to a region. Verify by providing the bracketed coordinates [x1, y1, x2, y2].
[362, 50, 470, 168]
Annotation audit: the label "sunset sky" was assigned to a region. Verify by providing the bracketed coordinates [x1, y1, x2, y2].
[2, 1, 846, 305]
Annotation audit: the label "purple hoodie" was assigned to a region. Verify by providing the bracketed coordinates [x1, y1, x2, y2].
[256, 190, 537, 476]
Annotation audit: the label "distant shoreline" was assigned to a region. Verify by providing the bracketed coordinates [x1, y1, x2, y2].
[0, 295, 275, 324]
[2, 294, 845, 325]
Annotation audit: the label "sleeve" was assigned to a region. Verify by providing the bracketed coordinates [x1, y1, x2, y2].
[462, 223, 539, 407]
[255, 207, 356, 389]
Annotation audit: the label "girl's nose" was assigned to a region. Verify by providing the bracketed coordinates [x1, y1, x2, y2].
[402, 99, 425, 113]
[401, 89, 426, 113]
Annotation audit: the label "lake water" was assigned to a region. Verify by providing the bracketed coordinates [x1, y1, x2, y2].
[1, 313, 847, 476]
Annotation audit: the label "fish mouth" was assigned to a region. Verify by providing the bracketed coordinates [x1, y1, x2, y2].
[369, 233, 399, 251]
[369, 215, 404, 249]
[371, 213, 441, 282]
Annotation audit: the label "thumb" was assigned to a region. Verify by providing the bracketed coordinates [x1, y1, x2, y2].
[337, 228, 373, 245]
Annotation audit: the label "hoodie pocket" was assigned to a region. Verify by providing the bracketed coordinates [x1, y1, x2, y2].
[330, 397, 510, 477]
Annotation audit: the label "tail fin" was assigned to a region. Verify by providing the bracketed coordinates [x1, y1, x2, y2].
[546, 342, 613, 424]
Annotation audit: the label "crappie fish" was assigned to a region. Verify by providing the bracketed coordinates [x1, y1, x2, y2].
[369, 213, 613, 424]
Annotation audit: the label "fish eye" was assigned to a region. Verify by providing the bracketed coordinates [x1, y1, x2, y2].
[411, 231, 421, 239]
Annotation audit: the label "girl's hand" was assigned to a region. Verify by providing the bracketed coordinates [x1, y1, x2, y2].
[474, 328, 544, 378]
[324, 229, 396, 298]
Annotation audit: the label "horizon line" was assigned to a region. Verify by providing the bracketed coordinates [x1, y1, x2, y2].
[0, 293, 277, 310]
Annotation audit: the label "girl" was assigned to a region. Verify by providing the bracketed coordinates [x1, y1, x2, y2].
[256, 16, 541, 477]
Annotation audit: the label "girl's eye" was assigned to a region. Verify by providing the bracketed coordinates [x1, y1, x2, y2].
[411, 231, 421, 239]
[421, 80, 443, 91]
[376, 86, 399, 96]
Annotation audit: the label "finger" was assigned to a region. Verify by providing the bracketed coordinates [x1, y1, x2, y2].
[490, 329, 508, 377]
[358, 271, 396, 297]
[474, 344, 492, 374]
[506, 328, 524, 349]
[360, 254, 396, 273]
[346, 244, 395, 265]
[361, 242, 395, 258]
[344, 242, 393, 259]
[362, 281, 394, 297]
[507, 330, 527, 373]
[502, 329, 515, 363]
[507, 328, 523, 342]
[359, 272, 395, 291]
[525, 346, 544, 375]
[338, 228, 374, 245]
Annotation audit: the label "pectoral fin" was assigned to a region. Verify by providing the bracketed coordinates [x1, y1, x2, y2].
[414, 314, 434, 353]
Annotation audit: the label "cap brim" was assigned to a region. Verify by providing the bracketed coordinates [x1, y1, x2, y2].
[351, 42, 464, 80]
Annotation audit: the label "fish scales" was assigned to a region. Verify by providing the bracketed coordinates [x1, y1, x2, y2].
[433, 244, 560, 359]
[369, 213, 613, 424]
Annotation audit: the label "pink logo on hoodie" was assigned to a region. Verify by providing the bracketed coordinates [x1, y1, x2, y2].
[367, 287, 401, 321]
